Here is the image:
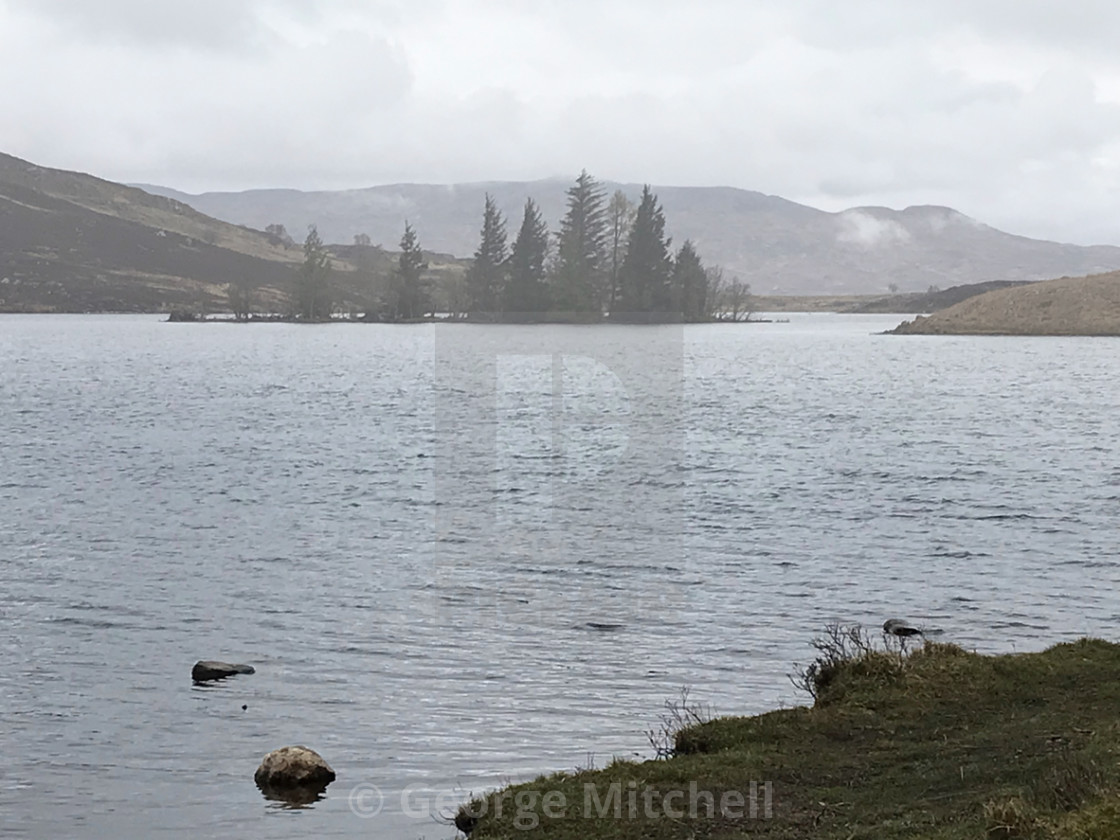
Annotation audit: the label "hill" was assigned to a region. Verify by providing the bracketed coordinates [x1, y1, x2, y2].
[845, 279, 1034, 313]
[139, 180, 1120, 295]
[891, 270, 1120, 335]
[0, 152, 300, 312]
[0, 153, 468, 313]
[753, 280, 1035, 314]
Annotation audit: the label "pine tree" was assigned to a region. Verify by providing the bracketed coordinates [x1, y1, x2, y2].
[614, 185, 672, 320]
[465, 194, 508, 317]
[503, 198, 551, 316]
[673, 240, 708, 322]
[606, 190, 635, 315]
[294, 224, 332, 319]
[551, 170, 608, 315]
[392, 222, 431, 320]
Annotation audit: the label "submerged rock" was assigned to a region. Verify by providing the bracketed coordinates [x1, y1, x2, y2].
[191, 660, 255, 682]
[254, 746, 336, 794]
[883, 619, 923, 637]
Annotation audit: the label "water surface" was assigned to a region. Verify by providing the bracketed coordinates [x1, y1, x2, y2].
[2, 314, 1118, 838]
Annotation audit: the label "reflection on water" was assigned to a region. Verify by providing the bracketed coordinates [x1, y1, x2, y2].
[257, 784, 329, 809]
[1, 314, 1119, 838]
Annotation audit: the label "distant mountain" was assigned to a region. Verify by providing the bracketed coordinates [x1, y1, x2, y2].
[891, 271, 1120, 335]
[138, 180, 1120, 295]
[0, 152, 301, 312]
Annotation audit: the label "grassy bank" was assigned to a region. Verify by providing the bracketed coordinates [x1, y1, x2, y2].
[457, 633, 1120, 839]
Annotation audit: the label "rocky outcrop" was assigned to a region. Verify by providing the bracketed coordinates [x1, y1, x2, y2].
[191, 660, 255, 682]
[254, 746, 336, 795]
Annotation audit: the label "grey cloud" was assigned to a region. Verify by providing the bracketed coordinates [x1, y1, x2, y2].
[936, 0, 1120, 53]
[2, 1, 1120, 244]
[5, 0, 419, 50]
[6, 0, 273, 50]
[780, 0, 1120, 54]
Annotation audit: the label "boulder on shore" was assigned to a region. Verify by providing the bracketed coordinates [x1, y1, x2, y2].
[255, 746, 336, 791]
[192, 660, 255, 682]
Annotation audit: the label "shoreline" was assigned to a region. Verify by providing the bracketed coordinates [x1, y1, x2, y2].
[456, 635, 1120, 839]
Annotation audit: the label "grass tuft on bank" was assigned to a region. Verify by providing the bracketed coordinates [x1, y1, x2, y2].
[457, 633, 1120, 839]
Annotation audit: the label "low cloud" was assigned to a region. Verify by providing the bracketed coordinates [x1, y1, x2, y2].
[1, 1, 1120, 244]
[836, 211, 912, 248]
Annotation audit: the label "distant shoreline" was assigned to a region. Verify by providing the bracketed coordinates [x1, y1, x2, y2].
[165, 311, 773, 325]
[2, 283, 1016, 318]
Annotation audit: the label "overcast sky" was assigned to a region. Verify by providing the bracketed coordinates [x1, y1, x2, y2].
[2, 0, 1120, 244]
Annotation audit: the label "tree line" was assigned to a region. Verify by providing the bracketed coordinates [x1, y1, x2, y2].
[456, 171, 751, 322]
[253, 171, 751, 322]
[273, 220, 432, 322]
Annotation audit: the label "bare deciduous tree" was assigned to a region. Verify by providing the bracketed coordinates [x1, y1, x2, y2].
[723, 276, 753, 322]
[707, 268, 753, 321]
[226, 279, 252, 321]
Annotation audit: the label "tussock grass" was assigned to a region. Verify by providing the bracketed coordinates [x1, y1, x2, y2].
[459, 635, 1120, 839]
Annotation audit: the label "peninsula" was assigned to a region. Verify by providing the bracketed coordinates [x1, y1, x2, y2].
[892, 270, 1120, 336]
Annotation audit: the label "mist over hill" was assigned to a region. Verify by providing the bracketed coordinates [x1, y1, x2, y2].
[139, 179, 1120, 295]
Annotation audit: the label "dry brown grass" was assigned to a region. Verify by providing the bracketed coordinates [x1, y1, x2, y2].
[892, 271, 1120, 335]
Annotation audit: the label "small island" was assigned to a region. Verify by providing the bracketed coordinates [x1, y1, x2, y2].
[203, 171, 756, 325]
[456, 633, 1120, 839]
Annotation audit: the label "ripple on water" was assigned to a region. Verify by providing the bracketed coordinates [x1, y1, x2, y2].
[2, 315, 1120, 838]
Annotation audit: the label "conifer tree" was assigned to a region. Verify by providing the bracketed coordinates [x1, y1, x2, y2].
[606, 190, 635, 315]
[392, 222, 431, 319]
[614, 185, 672, 319]
[504, 198, 551, 316]
[465, 194, 508, 317]
[673, 240, 708, 322]
[294, 224, 332, 319]
[551, 170, 608, 315]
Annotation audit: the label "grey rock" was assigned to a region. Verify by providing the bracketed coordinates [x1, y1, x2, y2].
[192, 660, 255, 682]
[254, 746, 336, 791]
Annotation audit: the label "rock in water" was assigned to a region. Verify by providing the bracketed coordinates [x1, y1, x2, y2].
[192, 660, 255, 682]
[882, 619, 923, 637]
[255, 746, 336, 790]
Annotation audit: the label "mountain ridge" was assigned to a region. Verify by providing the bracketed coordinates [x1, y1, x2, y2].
[135, 178, 1120, 295]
